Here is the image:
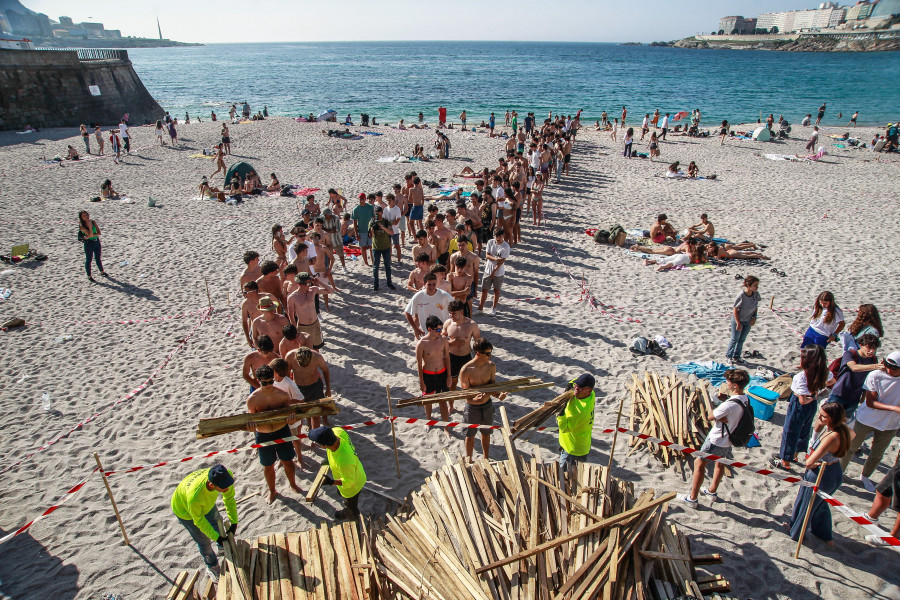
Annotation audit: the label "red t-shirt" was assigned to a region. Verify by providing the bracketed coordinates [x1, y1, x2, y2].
[438, 107, 447, 122]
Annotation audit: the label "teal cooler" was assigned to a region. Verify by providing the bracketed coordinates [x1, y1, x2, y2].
[746, 385, 778, 421]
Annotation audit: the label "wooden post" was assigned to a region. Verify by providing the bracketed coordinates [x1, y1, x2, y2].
[226, 291, 231, 307]
[93, 452, 129, 545]
[306, 465, 331, 503]
[794, 466, 826, 558]
[204, 277, 212, 309]
[602, 392, 628, 516]
[770, 295, 775, 311]
[386, 385, 402, 478]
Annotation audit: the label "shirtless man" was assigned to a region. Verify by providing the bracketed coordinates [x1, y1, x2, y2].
[649, 214, 677, 244]
[408, 176, 425, 234]
[309, 231, 338, 309]
[269, 358, 306, 465]
[431, 214, 453, 265]
[246, 364, 302, 503]
[443, 299, 481, 395]
[406, 253, 432, 292]
[256, 260, 283, 305]
[250, 297, 291, 353]
[281, 265, 299, 301]
[285, 346, 332, 427]
[416, 316, 452, 421]
[286, 272, 334, 350]
[279, 323, 313, 358]
[459, 338, 507, 463]
[431, 264, 452, 294]
[240, 281, 270, 347]
[450, 240, 479, 308]
[685, 213, 714, 241]
[242, 335, 279, 390]
[448, 256, 474, 317]
[411, 231, 437, 265]
[240, 251, 261, 289]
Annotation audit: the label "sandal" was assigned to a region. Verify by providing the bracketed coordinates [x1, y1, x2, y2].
[752, 350, 764, 358]
[734, 274, 743, 280]
[769, 456, 792, 471]
[743, 351, 753, 358]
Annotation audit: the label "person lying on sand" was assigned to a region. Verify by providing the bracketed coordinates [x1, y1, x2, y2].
[100, 179, 119, 199]
[706, 241, 769, 261]
[642, 243, 707, 271]
[632, 239, 693, 257]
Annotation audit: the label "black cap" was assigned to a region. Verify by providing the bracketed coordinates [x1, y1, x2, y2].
[573, 374, 596, 389]
[208, 464, 234, 489]
[308, 426, 337, 446]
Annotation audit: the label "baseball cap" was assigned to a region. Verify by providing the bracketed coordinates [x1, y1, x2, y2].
[257, 297, 280, 311]
[358, 192, 366, 200]
[207, 464, 234, 489]
[573, 373, 596, 389]
[886, 351, 900, 368]
[308, 426, 337, 446]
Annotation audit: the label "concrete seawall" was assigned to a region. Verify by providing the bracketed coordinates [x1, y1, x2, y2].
[0, 48, 163, 131]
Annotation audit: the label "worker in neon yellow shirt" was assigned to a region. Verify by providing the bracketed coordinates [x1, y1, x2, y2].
[308, 425, 367, 520]
[171, 464, 238, 582]
[556, 373, 596, 470]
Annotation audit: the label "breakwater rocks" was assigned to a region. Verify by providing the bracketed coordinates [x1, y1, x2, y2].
[674, 35, 900, 52]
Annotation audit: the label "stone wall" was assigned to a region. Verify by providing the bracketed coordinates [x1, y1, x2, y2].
[0, 49, 163, 130]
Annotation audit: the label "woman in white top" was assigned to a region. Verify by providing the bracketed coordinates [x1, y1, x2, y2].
[155, 120, 166, 146]
[801, 291, 845, 349]
[772, 345, 836, 470]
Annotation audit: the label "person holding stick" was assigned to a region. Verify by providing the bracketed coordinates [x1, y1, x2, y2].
[682, 369, 750, 505]
[459, 338, 507, 463]
[556, 374, 597, 471]
[170, 464, 238, 582]
[788, 402, 851, 548]
[308, 426, 367, 520]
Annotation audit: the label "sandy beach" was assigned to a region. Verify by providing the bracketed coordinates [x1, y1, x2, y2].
[0, 115, 898, 599]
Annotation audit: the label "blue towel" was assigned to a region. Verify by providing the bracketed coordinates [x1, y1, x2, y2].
[676, 361, 767, 388]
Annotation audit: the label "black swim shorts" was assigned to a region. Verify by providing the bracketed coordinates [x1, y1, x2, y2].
[255, 424, 296, 467]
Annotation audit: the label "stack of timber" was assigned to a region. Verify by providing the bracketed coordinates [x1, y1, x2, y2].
[371, 409, 728, 599]
[627, 372, 715, 474]
[166, 569, 214, 600]
[217, 520, 375, 599]
[196, 399, 339, 439]
[510, 390, 575, 439]
[395, 377, 553, 408]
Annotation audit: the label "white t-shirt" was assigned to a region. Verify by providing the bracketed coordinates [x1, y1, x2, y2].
[661, 116, 669, 129]
[484, 239, 511, 278]
[383, 205, 402, 234]
[855, 371, 900, 431]
[274, 377, 304, 401]
[790, 370, 835, 398]
[404, 288, 453, 327]
[119, 123, 129, 138]
[642, 117, 649, 129]
[808, 307, 844, 336]
[287, 240, 317, 263]
[707, 395, 748, 448]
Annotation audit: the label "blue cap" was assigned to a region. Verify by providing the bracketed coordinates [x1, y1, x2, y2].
[308, 426, 337, 446]
[574, 374, 596, 389]
[208, 464, 234, 489]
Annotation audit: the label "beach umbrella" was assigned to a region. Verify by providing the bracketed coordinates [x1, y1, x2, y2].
[316, 109, 337, 122]
[673, 111, 689, 121]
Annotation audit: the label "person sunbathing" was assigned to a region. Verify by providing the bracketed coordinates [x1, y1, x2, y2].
[412, 144, 430, 161]
[100, 179, 119, 199]
[199, 177, 221, 198]
[243, 170, 262, 194]
[267, 173, 280, 192]
[706, 241, 769, 261]
[455, 166, 477, 177]
[649, 214, 677, 244]
[397, 119, 407, 131]
[642, 243, 707, 272]
[632, 239, 692, 256]
[687, 161, 699, 178]
[66, 145, 80, 160]
[664, 161, 684, 178]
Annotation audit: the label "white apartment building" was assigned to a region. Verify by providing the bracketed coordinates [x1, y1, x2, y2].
[756, 6, 845, 32]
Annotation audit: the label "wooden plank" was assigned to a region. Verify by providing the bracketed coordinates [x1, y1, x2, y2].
[200, 576, 215, 600]
[305, 465, 330, 503]
[275, 533, 293, 600]
[174, 570, 200, 600]
[475, 492, 675, 574]
[255, 536, 268, 600]
[269, 534, 282, 600]
[197, 400, 339, 438]
[305, 528, 327, 600]
[690, 553, 722, 565]
[165, 571, 188, 600]
[285, 532, 308, 600]
[317, 525, 338, 600]
[329, 523, 357, 600]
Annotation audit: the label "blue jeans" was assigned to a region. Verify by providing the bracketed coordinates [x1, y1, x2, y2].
[778, 394, 817, 461]
[177, 507, 222, 568]
[828, 392, 860, 422]
[83, 238, 103, 276]
[372, 248, 392, 287]
[789, 461, 842, 542]
[726, 319, 752, 359]
[558, 450, 586, 471]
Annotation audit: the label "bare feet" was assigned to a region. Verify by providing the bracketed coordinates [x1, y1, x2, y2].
[266, 489, 277, 504]
[289, 482, 302, 495]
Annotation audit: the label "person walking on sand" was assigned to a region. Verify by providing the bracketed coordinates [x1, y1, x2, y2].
[556, 374, 597, 471]
[308, 425, 367, 520]
[660, 113, 669, 141]
[94, 125, 104, 155]
[78, 210, 107, 282]
[109, 129, 122, 164]
[849, 111, 858, 127]
[720, 120, 729, 145]
[725, 276, 760, 365]
[806, 126, 819, 152]
[247, 364, 303, 503]
[640, 114, 649, 140]
[171, 464, 238, 582]
[119, 118, 130, 154]
[211, 144, 226, 178]
[623, 127, 634, 158]
[648, 131, 660, 161]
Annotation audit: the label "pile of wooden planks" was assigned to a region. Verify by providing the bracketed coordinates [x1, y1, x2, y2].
[166, 569, 214, 600]
[395, 377, 553, 409]
[510, 390, 574, 440]
[627, 372, 715, 475]
[196, 399, 339, 439]
[217, 520, 375, 600]
[371, 408, 728, 599]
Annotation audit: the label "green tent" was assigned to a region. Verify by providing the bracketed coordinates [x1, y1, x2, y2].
[225, 161, 256, 185]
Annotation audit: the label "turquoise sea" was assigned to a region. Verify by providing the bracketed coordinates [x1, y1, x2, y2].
[128, 42, 900, 127]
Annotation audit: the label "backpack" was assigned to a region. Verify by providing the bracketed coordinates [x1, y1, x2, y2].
[608, 224, 626, 247]
[593, 229, 610, 244]
[723, 398, 755, 448]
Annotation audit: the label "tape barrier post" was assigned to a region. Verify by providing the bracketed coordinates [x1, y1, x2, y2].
[94, 452, 129, 546]
[794, 465, 825, 558]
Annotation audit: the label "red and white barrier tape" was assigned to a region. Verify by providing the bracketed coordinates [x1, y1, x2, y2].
[511, 293, 585, 304]
[0, 307, 213, 476]
[773, 307, 900, 314]
[770, 308, 805, 338]
[0, 468, 97, 545]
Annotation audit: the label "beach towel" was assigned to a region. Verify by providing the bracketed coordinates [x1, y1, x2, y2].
[360, 131, 383, 136]
[802, 147, 827, 162]
[676, 361, 768, 388]
[377, 156, 421, 163]
[189, 153, 216, 160]
[343, 246, 362, 256]
[763, 153, 800, 162]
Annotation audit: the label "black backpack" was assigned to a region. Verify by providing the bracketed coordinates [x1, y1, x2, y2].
[593, 229, 610, 244]
[723, 398, 755, 447]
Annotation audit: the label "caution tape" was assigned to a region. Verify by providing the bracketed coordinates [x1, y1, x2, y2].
[0, 468, 97, 545]
[770, 308, 805, 338]
[0, 307, 213, 476]
[773, 306, 900, 314]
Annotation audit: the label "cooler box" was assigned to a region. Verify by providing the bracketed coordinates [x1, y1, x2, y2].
[746, 385, 778, 421]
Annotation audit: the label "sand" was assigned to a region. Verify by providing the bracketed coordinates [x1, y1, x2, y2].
[0, 116, 898, 599]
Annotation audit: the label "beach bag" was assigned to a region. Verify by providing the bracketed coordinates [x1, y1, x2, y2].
[630, 337, 649, 355]
[608, 225, 626, 247]
[593, 229, 610, 244]
[764, 373, 793, 400]
[723, 398, 755, 448]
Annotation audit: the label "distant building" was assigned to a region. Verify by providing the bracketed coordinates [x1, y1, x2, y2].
[870, 0, 899, 17]
[757, 6, 845, 33]
[718, 15, 759, 33]
[0, 36, 35, 49]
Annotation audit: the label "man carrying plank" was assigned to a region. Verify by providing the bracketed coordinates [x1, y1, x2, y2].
[308, 426, 367, 520]
[557, 373, 597, 471]
[247, 364, 303, 503]
[459, 338, 507, 463]
[171, 464, 238, 582]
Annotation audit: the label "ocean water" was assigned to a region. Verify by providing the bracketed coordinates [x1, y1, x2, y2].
[128, 42, 899, 127]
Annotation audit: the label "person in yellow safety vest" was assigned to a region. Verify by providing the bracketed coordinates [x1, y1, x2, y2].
[308, 425, 367, 520]
[171, 464, 238, 582]
[557, 373, 597, 470]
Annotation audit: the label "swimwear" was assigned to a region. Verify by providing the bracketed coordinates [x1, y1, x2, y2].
[410, 205, 424, 221]
[464, 399, 494, 438]
[422, 368, 449, 395]
[256, 425, 296, 466]
[296, 378, 325, 402]
[449, 352, 472, 378]
[651, 233, 666, 244]
[297, 320, 324, 349]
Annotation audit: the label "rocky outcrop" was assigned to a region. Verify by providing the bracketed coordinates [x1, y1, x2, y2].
[673, 38, 709, 49]
[775, 37, 900, 52]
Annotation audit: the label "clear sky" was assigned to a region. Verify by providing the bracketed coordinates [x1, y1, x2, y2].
[25, 1, 828, 43]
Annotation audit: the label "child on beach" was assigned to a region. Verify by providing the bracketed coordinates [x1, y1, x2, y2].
[682, 368, 751, 505]
[801, 291, 845, 349]
[725, 276, 760, 365]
